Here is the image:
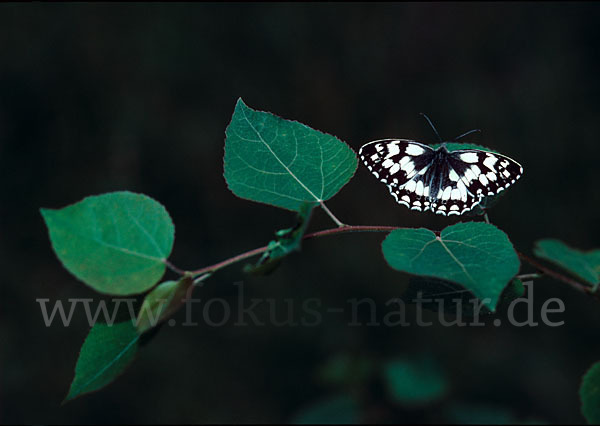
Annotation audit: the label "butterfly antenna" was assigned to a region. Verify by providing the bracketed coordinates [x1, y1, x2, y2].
[453, 129, 482, 141]
[419, 113, 443, 142]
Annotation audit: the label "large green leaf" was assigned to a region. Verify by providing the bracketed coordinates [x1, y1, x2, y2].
[581, 360, 600, 424]
[534, 239, 600, 289]
[41, 191, 175, 295]
[224, 98, 357, 211]
[65, 321, 139, 402]
[291, 394, 360, 424]
[136, 277, 193, 334]
[382, 222, 520, 311]
[382, 357, 448, 406]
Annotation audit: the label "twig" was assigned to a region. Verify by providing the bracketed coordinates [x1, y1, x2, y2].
[170, 218, 600, 304]
[189, 245, 270, 277]
[186, 225, 400, 277]
[303, 225, 399, 240]
[517, 251, 599, 300]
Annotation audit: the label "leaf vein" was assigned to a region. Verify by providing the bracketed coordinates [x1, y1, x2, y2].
[240, 105, 322, 202]
[71, 333, 139, 397]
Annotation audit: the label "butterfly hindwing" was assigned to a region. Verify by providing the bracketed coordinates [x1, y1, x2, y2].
[417, 157, 480, 216]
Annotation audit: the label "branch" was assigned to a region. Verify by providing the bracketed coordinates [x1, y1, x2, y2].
[517, 251, 600, 300]
[176, 224, 600, 304]
[304, 225, 399, 240]
[187, 225, 400, 277]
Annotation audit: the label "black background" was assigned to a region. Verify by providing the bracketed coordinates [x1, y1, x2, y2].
[2, 3, 600, 423]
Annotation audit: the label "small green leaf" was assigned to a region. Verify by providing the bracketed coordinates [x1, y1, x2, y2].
[382, 222, 520, 311]
[65, 321, 139, 402]
[382, 357, 448, 406]
[245, 202, 314, 275]
[534, 239, 600, 289]
[224, 98, 357, 211]
[291, 394, 360, 424]
[136, 277, 193, 334]
[41, 191, 175, 295]
[581, 360, 600, 424]
[504, 277, 525, 300]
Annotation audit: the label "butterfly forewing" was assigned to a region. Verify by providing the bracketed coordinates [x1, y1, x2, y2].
[358, 139, 435, 188]
[359, 140, 523, 216]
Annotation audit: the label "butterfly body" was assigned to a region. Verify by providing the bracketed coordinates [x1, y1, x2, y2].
[359, 139, 523, 216]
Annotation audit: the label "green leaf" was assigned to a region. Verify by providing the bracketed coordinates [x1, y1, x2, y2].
[382, 357, 448, 406]
[534, 239, 600, 289]
[65, 321, 139, 402]
[504, 277, 525, 300]
[581, 360, 600, 424]
[382, 222, 520, 311]
[291, 394, 360, 424]
[136, 277, 193, 334]
[244, 202, 314, 275]
[224, 98, 357, 211]
[41, 191, 175, 295]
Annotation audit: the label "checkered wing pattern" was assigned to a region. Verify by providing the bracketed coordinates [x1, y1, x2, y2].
[359, 139, 523, 216]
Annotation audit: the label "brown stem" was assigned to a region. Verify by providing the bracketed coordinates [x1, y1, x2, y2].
[174, 226, 600, 303]
[187, 225, 400, 277]
[303, 225, 399, 240]
[188, 245, 270, 277]
[517, 251, 599, 300]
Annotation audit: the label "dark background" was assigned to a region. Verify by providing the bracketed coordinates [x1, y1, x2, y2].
[2, 2, 600, 423]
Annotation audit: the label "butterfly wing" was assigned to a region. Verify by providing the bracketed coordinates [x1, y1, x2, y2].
[360, 140, 524, 216]
[447, 149, 524, 199]
[415, 149, 524, 216]
[419, 155, 481, 216]
[359, 139, 436, 210]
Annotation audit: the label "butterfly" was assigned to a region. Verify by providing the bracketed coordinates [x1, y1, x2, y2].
[358, 136, 523, 216]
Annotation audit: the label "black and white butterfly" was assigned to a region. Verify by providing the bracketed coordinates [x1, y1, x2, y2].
[359, 137, 523, 216]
